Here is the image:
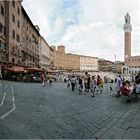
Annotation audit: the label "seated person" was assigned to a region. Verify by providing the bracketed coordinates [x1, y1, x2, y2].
[120, 82, 131, 96]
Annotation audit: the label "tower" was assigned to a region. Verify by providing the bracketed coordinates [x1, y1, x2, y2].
[123, 13, 132, 64]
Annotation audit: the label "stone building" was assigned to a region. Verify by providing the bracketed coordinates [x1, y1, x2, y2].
[49, 46, 55, 70]
[5, 0, 23, 65]
[80, 55, 98, 72]
[110, 61, 124, 73]
[54, 46, 80, 71]
[0, 1, 8, 67]
[122, 13, 140, 75]
[54, 45, 65, 70]
[98, 59, 114, 72]
[65, 53, 80, 71]
[39, 36, 50, 70]
[0, 0, 41, 69]
[114, 61, 124, 73]
[21, 6, 40, 68]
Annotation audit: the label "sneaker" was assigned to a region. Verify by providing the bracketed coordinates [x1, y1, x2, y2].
[91, 95, 95, 97]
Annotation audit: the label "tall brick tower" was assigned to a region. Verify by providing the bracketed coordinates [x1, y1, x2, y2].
[123, 13, 132, 64]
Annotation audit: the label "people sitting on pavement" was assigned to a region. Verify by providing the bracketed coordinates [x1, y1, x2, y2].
[120, 82, 129, 96]
[120, 81, 132, 102]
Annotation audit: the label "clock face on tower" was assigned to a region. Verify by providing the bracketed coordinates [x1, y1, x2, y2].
[125, 55, 128, 58]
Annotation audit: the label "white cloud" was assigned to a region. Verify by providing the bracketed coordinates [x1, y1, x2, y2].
[22, 0, 140, 62]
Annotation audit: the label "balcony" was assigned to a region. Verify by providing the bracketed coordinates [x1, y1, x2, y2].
[0, 33, 5, 40]
[0, 48, 7, 53]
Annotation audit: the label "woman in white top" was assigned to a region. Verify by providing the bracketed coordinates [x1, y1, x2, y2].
[90, 76, 96, 97]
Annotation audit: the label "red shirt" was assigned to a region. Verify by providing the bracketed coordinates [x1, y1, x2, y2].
[120, 85, 130, 96]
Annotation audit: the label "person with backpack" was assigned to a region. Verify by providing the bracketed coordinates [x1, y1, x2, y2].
[96, 75, 103, 94]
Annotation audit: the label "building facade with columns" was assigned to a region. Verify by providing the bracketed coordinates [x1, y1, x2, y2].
[122, 13, 140, 75]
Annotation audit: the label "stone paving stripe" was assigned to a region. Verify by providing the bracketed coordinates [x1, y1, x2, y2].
[0, 84, 16, 119]
[0, 92, 7, 108]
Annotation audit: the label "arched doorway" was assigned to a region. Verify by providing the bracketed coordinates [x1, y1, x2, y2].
[123, 68, 126, 74]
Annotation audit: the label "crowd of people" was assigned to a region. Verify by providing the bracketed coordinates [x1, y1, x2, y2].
[63, 72, 108, 97]
[119, 74, 140, 102]
[61, 72, 140, 102]
[1, 67, 140, 102]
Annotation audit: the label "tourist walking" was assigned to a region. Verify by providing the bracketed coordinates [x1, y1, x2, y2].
[78, 76, 83, 94]
[41, 73, 46, 86]
[90, 76, 96, 97]
[70, 76, 76, 91]
[84, 72, 88, 94]
[96, 75, 103, 94]
[87, 74, 91, 92]
[116, 75, 122, 97]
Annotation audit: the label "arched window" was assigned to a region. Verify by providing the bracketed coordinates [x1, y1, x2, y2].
[123, 68, 126, 74]
[12, 58, 15, 63]
[18, 60, 20, 64]
[126, 19, 127, 23]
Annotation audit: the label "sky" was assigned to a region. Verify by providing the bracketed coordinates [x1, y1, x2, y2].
[22, 0, 140, 62]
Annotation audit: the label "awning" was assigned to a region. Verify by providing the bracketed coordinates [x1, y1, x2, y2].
[24, 67, 46, 72]
[5, 66, 25, 73]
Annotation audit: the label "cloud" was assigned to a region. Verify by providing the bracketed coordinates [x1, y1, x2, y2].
[22, 0, 140, 62]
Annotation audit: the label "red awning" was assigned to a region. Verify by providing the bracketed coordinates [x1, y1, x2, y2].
[5, 66, 25, 73]
[24, 67, 45, 72]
